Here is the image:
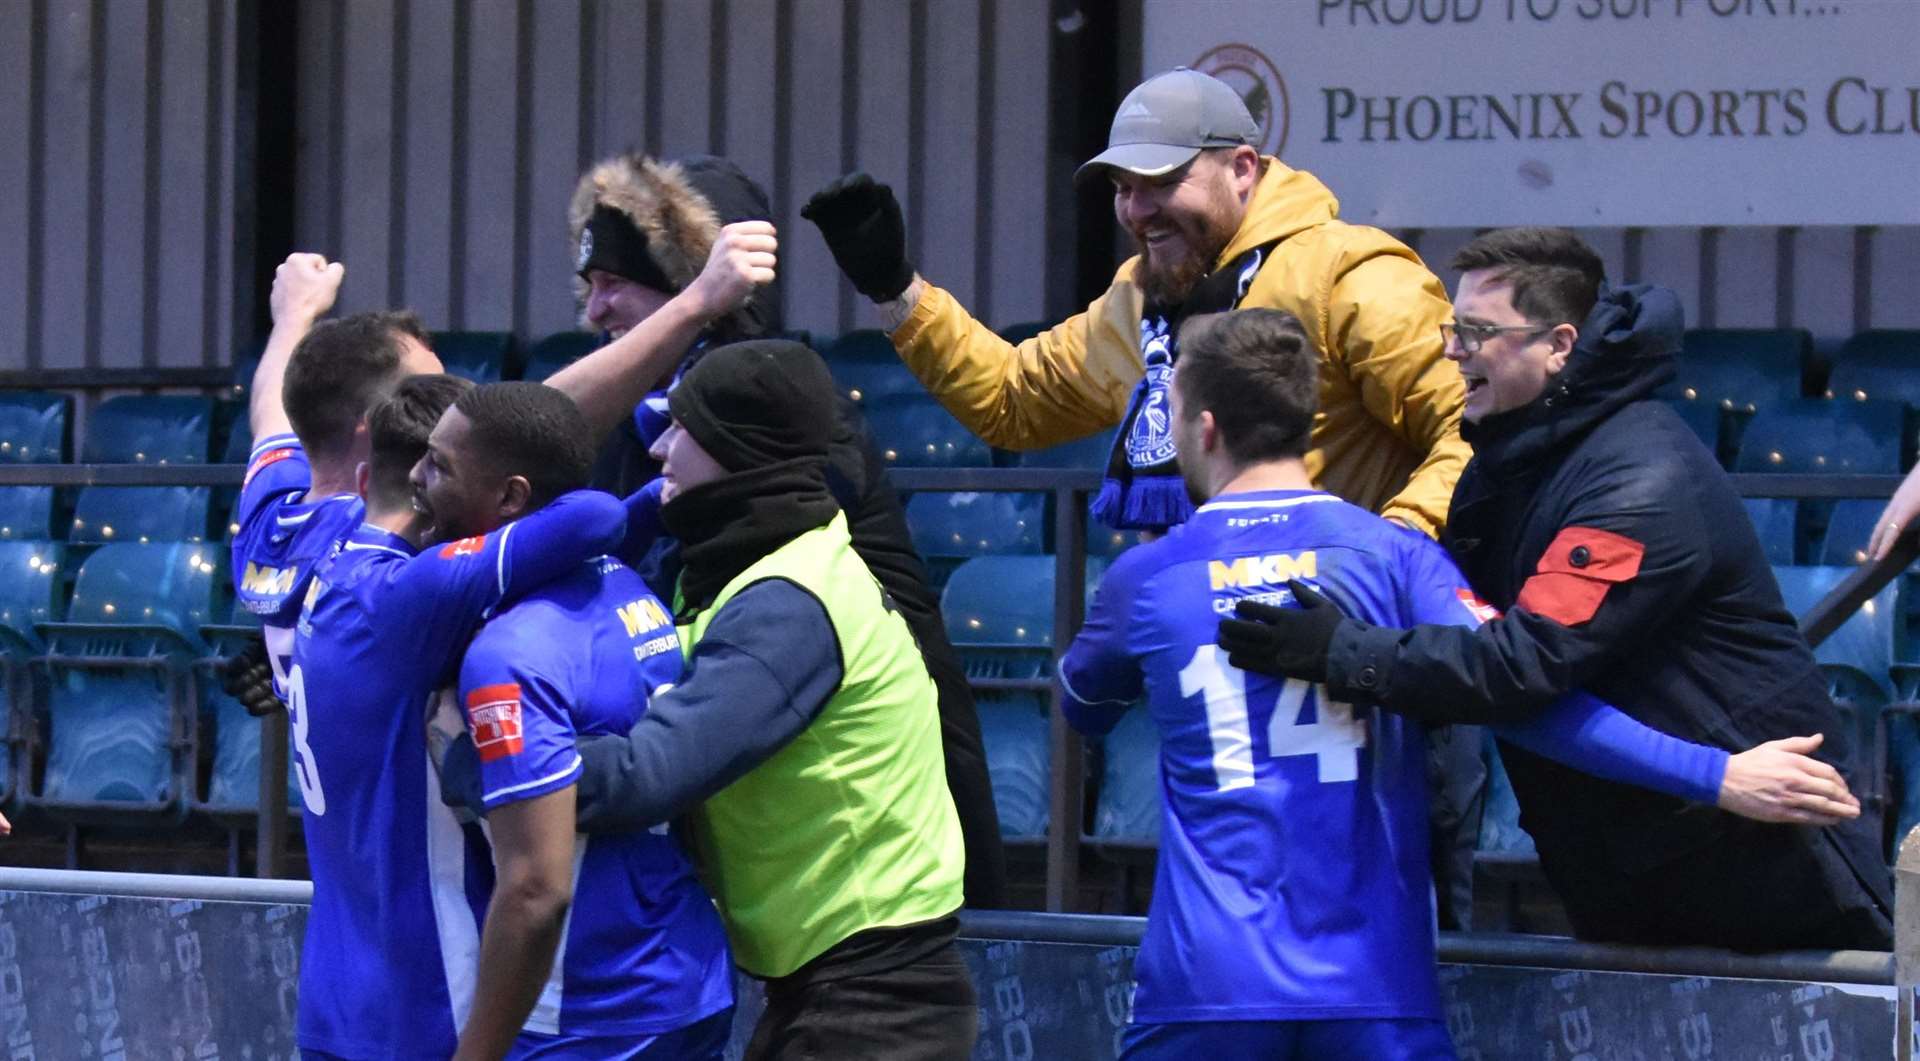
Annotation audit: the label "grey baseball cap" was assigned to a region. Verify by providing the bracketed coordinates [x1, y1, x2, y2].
[1076, 67, 1259, 182]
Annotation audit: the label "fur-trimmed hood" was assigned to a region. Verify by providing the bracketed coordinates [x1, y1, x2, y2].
[568, 153, 781, 340]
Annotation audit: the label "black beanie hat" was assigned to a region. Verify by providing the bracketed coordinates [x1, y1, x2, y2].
[667, 340, 837, 472]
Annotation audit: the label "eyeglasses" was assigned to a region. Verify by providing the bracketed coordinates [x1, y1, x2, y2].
[1440, 321, 1555, 354]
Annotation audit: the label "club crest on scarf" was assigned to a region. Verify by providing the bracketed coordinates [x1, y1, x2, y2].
[1124, 319, 1179, 470]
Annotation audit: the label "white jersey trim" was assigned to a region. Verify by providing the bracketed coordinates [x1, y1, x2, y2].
[1194, 493, 1341, 515]
[424, 742, 482, 1035]
[481, 754, 583, 804]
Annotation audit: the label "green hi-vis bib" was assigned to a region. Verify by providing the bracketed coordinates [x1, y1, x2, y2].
[677, 512, 965, 977]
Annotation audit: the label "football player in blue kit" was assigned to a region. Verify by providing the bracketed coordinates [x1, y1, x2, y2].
[231, 254, 440, 695]
[290, 374, 634, 1061]
[1058, 309, 1862, 1060]
[414, 383, 732, 1061]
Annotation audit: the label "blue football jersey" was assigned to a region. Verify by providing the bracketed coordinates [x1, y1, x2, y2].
[229, 433, 364, 693]
[1059, 490, 1498, 1024]
[289, 492, 626, 1060]
[462, 556, 732, 1041]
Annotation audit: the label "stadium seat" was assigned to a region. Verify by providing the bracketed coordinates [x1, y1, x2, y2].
[431, 331, 515, 384]
[976, 694, 1050, 838]
[944, 555, 1057, 653]
[863, 395, 991, 468]
[1092, 704, 1160, 842]
[0, 487, 55, 540]
[821, 329, 897, 364]
[1732, 399, 1902, 475]
[822, 330, 926, 407]
[196, 607, 301, 816]
[32, 544, 222, 814]
[1773, 564, 1895, 756]
[1017, 430, 1113, 471]
[214, 416, 254, 538]
[1661, 399, 1723, 463]
[84, 394, 214, 464]
[1827, 330, 1920, 406]
[1741, 498, 1799, 566]
[0, 542, 61, 805]
[520, 331, 601, 382]
[69, 486, 212, 545]
[1662, 328, 1809, 411]
[0, 390, 70, 463]
[907, 491, 1045, 561]
[1815, 499, 1886, 567]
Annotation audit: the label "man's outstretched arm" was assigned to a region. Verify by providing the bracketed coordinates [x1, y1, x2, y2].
[546, 220, 776, 441]
[249, 253, 345, 441]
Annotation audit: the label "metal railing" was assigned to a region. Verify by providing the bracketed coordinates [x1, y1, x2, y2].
[0, 463, 1910, 906]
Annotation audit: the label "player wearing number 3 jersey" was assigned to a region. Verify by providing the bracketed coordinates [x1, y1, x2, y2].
[291, 376, 630, 1061]
[1058, 310, 1849, 1060]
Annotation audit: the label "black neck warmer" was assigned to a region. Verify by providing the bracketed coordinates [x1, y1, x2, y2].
[659, 457, 840, 617]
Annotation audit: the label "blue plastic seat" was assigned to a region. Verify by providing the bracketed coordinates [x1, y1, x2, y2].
[863, 396, 991, 468]
[1816, 499, 1887, 567]
[0, 487, 55, 541]
[520, 332, 601, 382]
[34, 545, 221, 813]
[821, 329, 897, 364]
[1741, 498, 1799, 566]
[1661, 399, 1723, 462]
[976, 694, 1050, 838]
[1827, 331, 1920, 406]
[907, 491, 1045, 560]
[84, 394, 214, 464]
[0, 390, 70, 463]
[70, 486, 211, 544]
[943, 555, 1056, 650]
[1017, 430, 1114, 471]
[1662, 329, 1809, 412]
[1733, 399, 1902, 475]
[0, 542, 64, 653]
[822, 331, 926, 407]
[1092, 704, 1160, 842]
[1772, 565, 1895, 760]
[431, 331, 514, 384]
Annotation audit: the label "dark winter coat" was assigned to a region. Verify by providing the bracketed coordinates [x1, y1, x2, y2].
[1325, 284, 1892, 950]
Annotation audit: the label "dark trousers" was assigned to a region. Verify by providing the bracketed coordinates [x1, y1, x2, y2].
[1427, 724, 1487, 930]
[744, 941, 979, 1061]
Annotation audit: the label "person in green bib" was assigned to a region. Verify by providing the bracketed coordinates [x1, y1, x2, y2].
[565, 338, 974, 1059]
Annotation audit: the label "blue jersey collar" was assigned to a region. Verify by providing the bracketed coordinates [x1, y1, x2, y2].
[343, 521, 419, 558]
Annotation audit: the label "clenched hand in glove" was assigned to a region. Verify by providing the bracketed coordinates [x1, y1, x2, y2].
[221, 638, 286, 717]
[1216, 580, 1344, 684]
[801, 173, 916, 303]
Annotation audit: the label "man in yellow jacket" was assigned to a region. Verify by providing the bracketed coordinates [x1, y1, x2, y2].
[802, 67, 1468, 536]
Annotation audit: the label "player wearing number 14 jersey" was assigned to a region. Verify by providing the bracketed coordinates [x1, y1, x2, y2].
[1059, 310, 1763, 1060]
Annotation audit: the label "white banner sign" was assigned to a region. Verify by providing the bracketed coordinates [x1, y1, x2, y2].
[1142, 0, 1920, 226]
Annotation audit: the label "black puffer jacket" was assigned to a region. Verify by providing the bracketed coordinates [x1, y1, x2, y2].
[1326, 284, 1892, 949]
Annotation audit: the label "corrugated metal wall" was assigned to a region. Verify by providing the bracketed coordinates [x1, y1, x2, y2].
[0, 1, 1913, 375]
[294, 0, 1056, 346]
[0, 0, 243, 374]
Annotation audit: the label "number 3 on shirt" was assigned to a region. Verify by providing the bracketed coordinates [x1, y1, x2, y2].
[1179, 644, 1366, 791]
[285, 664, 328, 815]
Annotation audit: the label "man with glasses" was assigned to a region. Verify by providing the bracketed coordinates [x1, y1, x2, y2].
[1221, 227, 1893, 950]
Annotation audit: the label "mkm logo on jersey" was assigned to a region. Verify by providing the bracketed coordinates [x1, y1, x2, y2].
[1209, 550, 1317, 591]
[1195, 43, 1289, 158]
[241, 561, 296, 597]
[617, 598, 672, 637]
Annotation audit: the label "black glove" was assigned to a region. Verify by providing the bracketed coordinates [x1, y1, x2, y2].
[800, 173, 916, 302]
[1216, 580, 1342, 683]
[437, 731, 485, 814]
[220, 638, 286, 717]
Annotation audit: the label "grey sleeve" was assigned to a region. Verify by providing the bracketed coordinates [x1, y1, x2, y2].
[571, 578, 845, 833]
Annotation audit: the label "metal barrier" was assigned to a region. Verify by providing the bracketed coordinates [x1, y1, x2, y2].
[0, 865, 1905, 1059]
[0, 463, 1910, 911]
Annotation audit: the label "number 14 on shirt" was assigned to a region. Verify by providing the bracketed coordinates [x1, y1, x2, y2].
[1180, 645, 1367, 790]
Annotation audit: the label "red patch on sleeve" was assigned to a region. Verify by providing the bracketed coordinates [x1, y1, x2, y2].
[465, 682, 524, 763]
[438, 534, 487, 559]
[1514, 526, 1645, 626]
[243, 447, 294, 487]
[1455, 588, 1503, 623]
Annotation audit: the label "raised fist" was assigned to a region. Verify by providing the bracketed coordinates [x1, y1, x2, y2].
[270, 253, 345, 329]
[801, 173, 914, 303]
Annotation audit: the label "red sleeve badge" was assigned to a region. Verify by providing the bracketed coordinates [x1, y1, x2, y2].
[465, 682, 524, 762]
[1514, 526, 1645, 626]
[438, 534, 487, 559]
[243, 447, 294, 488]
